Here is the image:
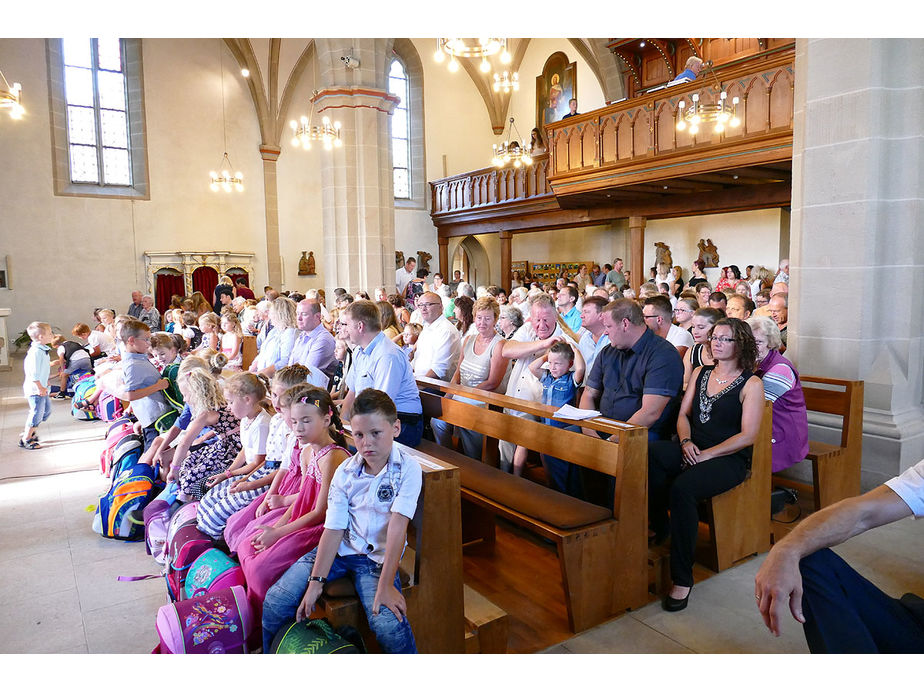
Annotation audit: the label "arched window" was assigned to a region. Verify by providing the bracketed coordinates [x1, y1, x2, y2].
[389, 58, 411, 200]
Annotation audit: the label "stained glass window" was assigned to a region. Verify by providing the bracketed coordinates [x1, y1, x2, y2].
[389, 58, 410, 200]
[62, 39, 132, 186]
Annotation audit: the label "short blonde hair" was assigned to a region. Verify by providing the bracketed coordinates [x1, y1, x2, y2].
[27, 322, 50, 340]
[473, 296, 500, 321]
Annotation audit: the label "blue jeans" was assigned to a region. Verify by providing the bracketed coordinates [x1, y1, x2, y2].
[262, 548, 417, 654]
[395, 413, 423, 448]
[26, 394, 52, 429]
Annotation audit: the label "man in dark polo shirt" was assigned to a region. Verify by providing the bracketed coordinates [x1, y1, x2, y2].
[578, 298, 684, 505]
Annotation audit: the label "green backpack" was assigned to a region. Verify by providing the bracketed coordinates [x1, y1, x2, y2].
[269, 618, 365, 654]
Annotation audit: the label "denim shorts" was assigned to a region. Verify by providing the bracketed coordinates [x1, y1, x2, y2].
[27, 394, 52, 428]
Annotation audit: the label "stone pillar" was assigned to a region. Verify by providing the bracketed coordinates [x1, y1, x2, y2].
[259, 144, 282, 288]
[499, 231, 512, 293]
[629, 216, 646, 294]
[789, 38, 924, 487]
[314, 39, 398, 296]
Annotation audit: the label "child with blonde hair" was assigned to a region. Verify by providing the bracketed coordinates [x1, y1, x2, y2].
[197, 313, 222, 353]
[220, 312, 244, 371]
[20, 321, 56, 449]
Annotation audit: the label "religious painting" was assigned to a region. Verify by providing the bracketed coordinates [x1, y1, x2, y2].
[536, 52, 576, 132]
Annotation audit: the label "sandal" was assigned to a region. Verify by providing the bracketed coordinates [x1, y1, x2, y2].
[75, 401, 93, 411]
[19, 437, 41, 450]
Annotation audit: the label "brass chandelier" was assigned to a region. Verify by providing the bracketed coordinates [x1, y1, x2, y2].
[434, 38, 511, 74]
[491, 117, 532, 169]
[0, 70, 24, 120]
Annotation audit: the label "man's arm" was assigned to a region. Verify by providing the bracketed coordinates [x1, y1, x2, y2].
[579, 385, 602, 437]
[755, 485, 912, 637]
[502, 334, 560, 359]
[625, 393, 672, 429]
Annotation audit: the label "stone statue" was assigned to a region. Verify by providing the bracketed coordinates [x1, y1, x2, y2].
[697, 238, 720, 268]
[654, 242, 673, 269]
[306, 251, 316, 275]
[396, 251, 405, 269]
[417, 251, 432, 272]
[298, 251, 310, 276]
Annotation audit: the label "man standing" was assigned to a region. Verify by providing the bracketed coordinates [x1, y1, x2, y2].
[396, 256, 417, 296]
[411, 292, 461, 381]
[577, 296, 610, 378]
[606, 259, 627, 290]
[138, 295, 161, 332]
[288, 298, 337, 383]
[591, 264, 606, 288]
[448, 269, 463, 295]
[642, 295, 693, 358]
[234, 278, 255, 300]
[768, 293, 789, 349]
[127, 291, 143, 319]
[573, 264, 590, 294]
[561, 98, 579, 119]
[556, 285, 581, 334]
[339, 300, 423, 447]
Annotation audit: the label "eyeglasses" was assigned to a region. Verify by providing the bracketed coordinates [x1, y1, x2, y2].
[417, 302, 441, 309]
[709, 336, 736, 344]
[643, 314, 659, 321]
[673, 308, 691, 313]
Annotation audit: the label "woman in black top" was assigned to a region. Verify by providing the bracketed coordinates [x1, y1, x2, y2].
[648, 317, 765, 612]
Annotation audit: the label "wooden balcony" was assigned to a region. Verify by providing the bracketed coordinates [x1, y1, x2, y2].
[430, 46, 794, 235]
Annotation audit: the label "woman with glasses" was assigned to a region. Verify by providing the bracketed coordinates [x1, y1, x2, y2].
[747, 316, 809, 473]
[682, 307, 724, 390]
[672, 297, 698, 333]
[648, 317, 765, 612]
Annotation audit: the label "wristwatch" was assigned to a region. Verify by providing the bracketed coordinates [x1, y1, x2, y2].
[680, 438, 692, 445]
[307, 576, 327, 584]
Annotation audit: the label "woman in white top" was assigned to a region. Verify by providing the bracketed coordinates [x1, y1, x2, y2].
[431, 296, 510, 459]
[250, 297, 299, 378]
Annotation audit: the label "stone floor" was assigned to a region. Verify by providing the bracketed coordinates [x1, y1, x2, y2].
[1, 353, 922, 655]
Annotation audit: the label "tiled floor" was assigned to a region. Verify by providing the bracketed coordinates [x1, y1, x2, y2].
[1, 353, 922, 654]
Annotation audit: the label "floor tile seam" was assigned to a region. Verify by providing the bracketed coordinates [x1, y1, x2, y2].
[625, 612, 701, 653]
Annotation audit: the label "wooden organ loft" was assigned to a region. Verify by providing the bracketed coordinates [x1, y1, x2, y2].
[430, 39, 795, 291]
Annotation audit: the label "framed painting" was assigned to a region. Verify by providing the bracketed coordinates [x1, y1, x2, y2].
[536, 52, 577, 132]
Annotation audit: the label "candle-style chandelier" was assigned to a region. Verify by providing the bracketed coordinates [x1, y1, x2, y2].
[434, 38, 511, 74]
[290, 90, 342, 151]
[209, 152, 244, 192]
[0, 70, 25, 120]
[675, 61, 740, 135]
[491, 117, 532, 169]
[493, 71, 519, 94]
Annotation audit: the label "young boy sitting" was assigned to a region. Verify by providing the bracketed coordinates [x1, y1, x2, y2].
[20, 321, 57, 450]
[114, 319, 173, 450]
[261, 388, 422, 654]
[528, 340, 585, 427]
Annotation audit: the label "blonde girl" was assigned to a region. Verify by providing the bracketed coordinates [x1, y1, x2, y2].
[197, 312, 221, 353]
[220, 312, 244, 370]
[167, 368, 242, 500]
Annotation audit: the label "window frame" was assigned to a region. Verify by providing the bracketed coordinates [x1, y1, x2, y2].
[46, 38, 150, 199]
[389, 57, 411, 201]
[389, 40, 426, 210]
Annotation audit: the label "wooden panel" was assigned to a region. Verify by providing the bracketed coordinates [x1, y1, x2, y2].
[632, 110, 650, 158]
[642, 52, 670, 87]
[616, 113, 633, 160]
[601, 116, 617, 164]
[769, 68, 794, 130]
[582, 121, 597, 168]
[654, 101, 676, 155]
[567, 128, 583, 169]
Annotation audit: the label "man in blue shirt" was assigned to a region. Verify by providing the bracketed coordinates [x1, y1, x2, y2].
[288, 298, 336, 379]
[557, 285, 582, 334]
[340, 300, 423, 447]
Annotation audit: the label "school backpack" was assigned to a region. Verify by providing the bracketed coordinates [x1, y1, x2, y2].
[154, 586, 254, 654]
[182, 549, 245, 600]
[72, 374, 98, 421]
[143, 498, 182, 562]
[66, 368, 92, 397]
[108, 433, 145, 478]
[269, 618, 365, 654]
[92, 450, 156, 541]
[164, 518, 213, 601]
[99, 423, 136, 475]
[95, 390, 125, 422]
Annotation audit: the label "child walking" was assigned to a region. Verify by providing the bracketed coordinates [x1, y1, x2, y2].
[261, 389, 422, 654]
[236, 384, 349, 611]
[20, 322, 56, 450]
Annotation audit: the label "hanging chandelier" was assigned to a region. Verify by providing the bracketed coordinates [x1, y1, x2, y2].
[0, 70, 25, 120]
[491, 117, 532, 169]
[493, 71, 519, 94]
[209, 152, 244, 192]
[289, 91, 342, 151]
[674, 61, 740, 135]
[434, 38, 511, 74]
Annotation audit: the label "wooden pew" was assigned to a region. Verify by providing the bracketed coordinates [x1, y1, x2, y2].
[775, 377, 864, 509]
[702, 399, 773, 572]
[317, 445, 468, 653]
[241, 335, 257, 371]
[415, 377, 650, 633]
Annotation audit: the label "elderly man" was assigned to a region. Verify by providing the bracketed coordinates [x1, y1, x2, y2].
[774, 258, 790, 285]
[288, 298, 336, 385]
[127, 291, 143, 319]
[556, 285, 581, 333]
[498, 294, 579, 475]
[412, 292, 461, 381]
[605, 259, 627, 290]
[643, 295, 693, 358]
[339, 300, 423, 447]
[726, 294, 755, 320]
[396, 256, 417, 296]
[768, 293, 789, 349]
[138, 295, 161, 332]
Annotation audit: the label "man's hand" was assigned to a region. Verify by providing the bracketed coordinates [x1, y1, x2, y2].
[754, 545, 805, 637]
[373, 581, 408, 622]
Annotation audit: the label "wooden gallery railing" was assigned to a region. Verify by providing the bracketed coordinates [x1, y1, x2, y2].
[430, 153, 554, 216]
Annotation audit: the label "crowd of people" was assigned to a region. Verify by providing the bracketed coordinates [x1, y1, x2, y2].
[17, 252, 916, 654]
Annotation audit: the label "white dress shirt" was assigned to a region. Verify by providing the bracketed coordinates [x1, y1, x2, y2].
[412, 315, 461, 381]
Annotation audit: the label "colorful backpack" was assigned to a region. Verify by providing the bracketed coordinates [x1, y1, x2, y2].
[66, 368, 92, 396]
[269, 618, 365, 654]
[108, 434, 145, 478]
[143, 498, 182, 562]
[72, 374, 98, 421]
[96, 390, 125, 422]
[164, 522, 213, 602]
[92, 452, 155, 541]
[183, 549, 245, 600]
[100, 424, 137, 475]
[155, 586, 254, 654]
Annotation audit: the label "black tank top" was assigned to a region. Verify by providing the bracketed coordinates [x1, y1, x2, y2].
[690, 365, 753, 466]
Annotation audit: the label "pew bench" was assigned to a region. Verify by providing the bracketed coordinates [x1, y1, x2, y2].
[415, 377, 650, 633]
[774, 376, 864, 509]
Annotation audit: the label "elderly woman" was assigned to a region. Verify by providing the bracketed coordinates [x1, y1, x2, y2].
[648, 317, 765, 611]
[250, 296, 298, 378]
[497, 304, 524, 338]
[747, 316, 809, 473]
[432, 296, 510, 458]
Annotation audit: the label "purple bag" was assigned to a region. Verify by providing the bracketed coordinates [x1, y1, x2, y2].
[165, 523, 213, 601]
[155, 586, 254, 654]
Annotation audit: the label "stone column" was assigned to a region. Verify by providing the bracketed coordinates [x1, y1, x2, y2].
[259, 144, 282, 288]
[314, 39, 398, 296]
[629, 216, 646, 294]
[789, 38, 924, 486]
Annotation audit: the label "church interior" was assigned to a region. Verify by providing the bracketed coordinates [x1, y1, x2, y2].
[0, 27, 922, 661]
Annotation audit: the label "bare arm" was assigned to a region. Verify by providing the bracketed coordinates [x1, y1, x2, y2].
[626, 394, 673, 430]
[755, 485, 912, 636]
[571, 344, 586, 385]
[502, 334, 559, 360]
[682, 348, 694, 391]
[120, 378, 169, 402]
[373, 512, 412, 621]
[295, 527, 347, 621]
[579, 385, 601, 437]
[473, 338, 509, 392]
[527, 352, 547, 380]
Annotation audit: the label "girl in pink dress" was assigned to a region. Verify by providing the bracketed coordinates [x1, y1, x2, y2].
[235, 384, 349, 610]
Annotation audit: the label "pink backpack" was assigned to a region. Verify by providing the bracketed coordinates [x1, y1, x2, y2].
[183, 549, 246, 600]
[154, 586, 254, 654]
[165, 523, 213, 602]
[100, 423, 136, 475]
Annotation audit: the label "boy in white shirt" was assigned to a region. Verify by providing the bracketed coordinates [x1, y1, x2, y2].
[21, 321, 57, 449]
[261, 388, 422, 653]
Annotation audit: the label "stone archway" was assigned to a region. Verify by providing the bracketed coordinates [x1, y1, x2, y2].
[450, 235, 491, 289]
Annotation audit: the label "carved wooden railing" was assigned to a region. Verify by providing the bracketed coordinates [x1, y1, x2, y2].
[546, 51, 794, 184]
[430, 153, 554, 216]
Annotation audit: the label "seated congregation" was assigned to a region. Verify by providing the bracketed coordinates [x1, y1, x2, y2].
[25, 253, 829, 653]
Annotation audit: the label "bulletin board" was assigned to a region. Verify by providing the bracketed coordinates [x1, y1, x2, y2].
[527, 261, 591, 285]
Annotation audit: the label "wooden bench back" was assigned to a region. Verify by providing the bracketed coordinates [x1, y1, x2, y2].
[800, 376, 864, 450]
[241, 335, 257, 371]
